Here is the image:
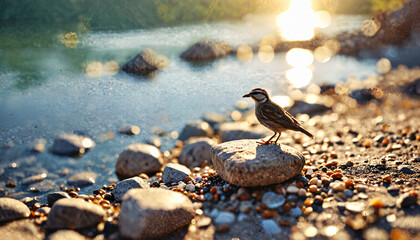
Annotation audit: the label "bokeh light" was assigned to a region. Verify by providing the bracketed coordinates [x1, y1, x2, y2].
[314, 46, 333, 63]
[314, 10, 332, 29]
[271, 95, 294, 108]
[376, 58, 391, 74]
[286, 48, 314, 67]
[286, 67, 313, 88]
[86, 62, 104, 78]
[237, 45, 253, 63]
[61, 32, 79, 48]
[104, 61, 120, 76]
[258, 45, 275, 63]
[323, 39, 341, 54]
[361, 18, 380, 37]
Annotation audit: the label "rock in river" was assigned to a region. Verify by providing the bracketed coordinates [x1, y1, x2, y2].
[67, 172, 96, 187]
[178, 120, 214, 141]
[51, 134, 95, 156]
[119, 188, 195, 239]
[0, 198, 30, 223]
[46, 198, 105, 229]
[161, 163, 191, 184]
[211, 139, 305, 187]
[122, 48, 169, 75]
[180, 40, 232, 61]
[116, 143, 164, 178]
[112, 177, 149, 202]
[178, 137, 217, 168]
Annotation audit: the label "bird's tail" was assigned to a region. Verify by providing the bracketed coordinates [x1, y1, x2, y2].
[299, 127, 314, 139]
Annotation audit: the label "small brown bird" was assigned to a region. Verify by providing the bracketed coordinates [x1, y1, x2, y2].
[243, 88, 313, 144]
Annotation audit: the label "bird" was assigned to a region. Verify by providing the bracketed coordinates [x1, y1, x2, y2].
[243, 88, 313, 145]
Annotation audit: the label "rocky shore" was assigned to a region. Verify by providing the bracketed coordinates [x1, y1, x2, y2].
[0, 64, 419, 239]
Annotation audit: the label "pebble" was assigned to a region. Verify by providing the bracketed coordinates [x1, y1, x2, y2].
[0, 198, 30, 223]
[330, 181, 346, 191]
[178, 120, 214, 141]
[211, 140, 305, 186]
[178, 137, 217, 168]
[356, 184, 368, 192]
[345, 214, 366, 230]
[185, 184, 195, 192]
[29, 138, 46, 153]
[286, 185, 299, 194]
[46, 198, 105, 229]
[47, 191, 71, 207]
[291, 207, 302, 216]
[112, 177, 149, 201]
[146, 136, 162, 148]
[214, 211, 235, 225]
[397, 193, 418, 208]
[262, 191, 286, 209]
[398, 166, 415, 174]
[262, 219, 282, 235]
[51, 134, 95, 156]
[46, 230, 86, 240]
[118, 125, 141, 135]
[0, 219, 43, 240]
[67, 172, 96, 187]
[22, 173, 47, 185]
[115, 143, 164, 178]
[161, 163, 191, 184]
[345, 202, 365, 213]
[119, 188, 195, 239]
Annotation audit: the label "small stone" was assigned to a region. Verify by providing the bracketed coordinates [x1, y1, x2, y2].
[262, 219, 281, 235]
[397, 193, 418, 208]
[47, 192, 71, 207]
[356, 184, 368, 192]
[0, 198, 30, 223]
[67, 172, 96, 187]
[286, 185, 299, 194]
[330, 181, 346, 191]
[345, 214, 366, 230]
[398, 166, 415, 174]
[382, 174, 392, 183]
[178, 120, 214, 141]
[112, 177, 149, 202]
[0, 219, 42, 240]
[22, 173, 47, 185]
[30, 138, 46, 153]
[47, 230, 85, 240]
[119, 188, 195, 239]
[46, 198, 105, 229]
[262, 192, 285, 209]
[185, 184, 195, 192]
[161, 163, 191, 184]
[51, 134, 95, 156]
[146, 136, 162, 148]
[116, 143, 164, 178]
[214, 212, 235, 225]
[178, 137, 217, 168]
[122, 48, 169, 75]
[345, 202, 365, 213]
[290, 207, 302, 216]
[118, 125, 141, 135]
[211, 140, 305, 186]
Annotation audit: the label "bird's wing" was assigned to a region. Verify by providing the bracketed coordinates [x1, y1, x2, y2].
[259, 103, 301, 130]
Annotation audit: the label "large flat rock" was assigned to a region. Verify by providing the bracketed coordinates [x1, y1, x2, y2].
[211, 139, 305, 187]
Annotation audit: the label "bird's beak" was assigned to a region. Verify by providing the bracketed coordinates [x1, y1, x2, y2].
[243, 93, 251, 98]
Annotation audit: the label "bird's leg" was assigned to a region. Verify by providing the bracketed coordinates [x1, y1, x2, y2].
[273, 132, 281, 145]
[258, 133, 277, 145]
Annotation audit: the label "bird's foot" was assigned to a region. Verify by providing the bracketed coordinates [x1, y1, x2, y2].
[257, 139, 274, 145]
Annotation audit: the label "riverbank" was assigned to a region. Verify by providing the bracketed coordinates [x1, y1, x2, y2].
[0, 65, 419, 239]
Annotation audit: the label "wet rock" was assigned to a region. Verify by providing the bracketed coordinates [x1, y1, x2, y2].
[0, 198, 30, 223]
[211, 140, 305, 187]
[217, 121, 270, 142]
[287, 100, 331, 116]
[397, 193, 418, 208]
[178, 137, 217, 168]
[22, 173, 47, 185]
[112, 177, 149, 202]
[115, 143, 164, 178]
[122, 48, 169, 75]
[349, 88, 384, 104]
[51, 134, 95, 156]
[29, 138, 46, 153]
[345, 202, 365, 213]
[47, 230, 85, 240]
[180, 40, 232, 61]
[214, 211, 235, 225]
[161, 163, 191, 184]
[146, 136, 162, 148]
[118, 125, 141, 135]
[30, 180, 58, 193]
[262, 219, 281, 235]
[47, 198, 105, 229]
[178, 120, 214, 141]
[202, 112, 227, 128]
[67, 172, 96, 187]
[47, 191, 71, 207]
[119, 188, 195, 239]
[0, 219, 43, 240]
[262, 191, 286, 209]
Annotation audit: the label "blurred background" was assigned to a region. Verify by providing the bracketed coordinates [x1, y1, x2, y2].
[0, 0, 418, 197]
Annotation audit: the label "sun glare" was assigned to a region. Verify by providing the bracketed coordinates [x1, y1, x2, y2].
[276, 0, 331, 41]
